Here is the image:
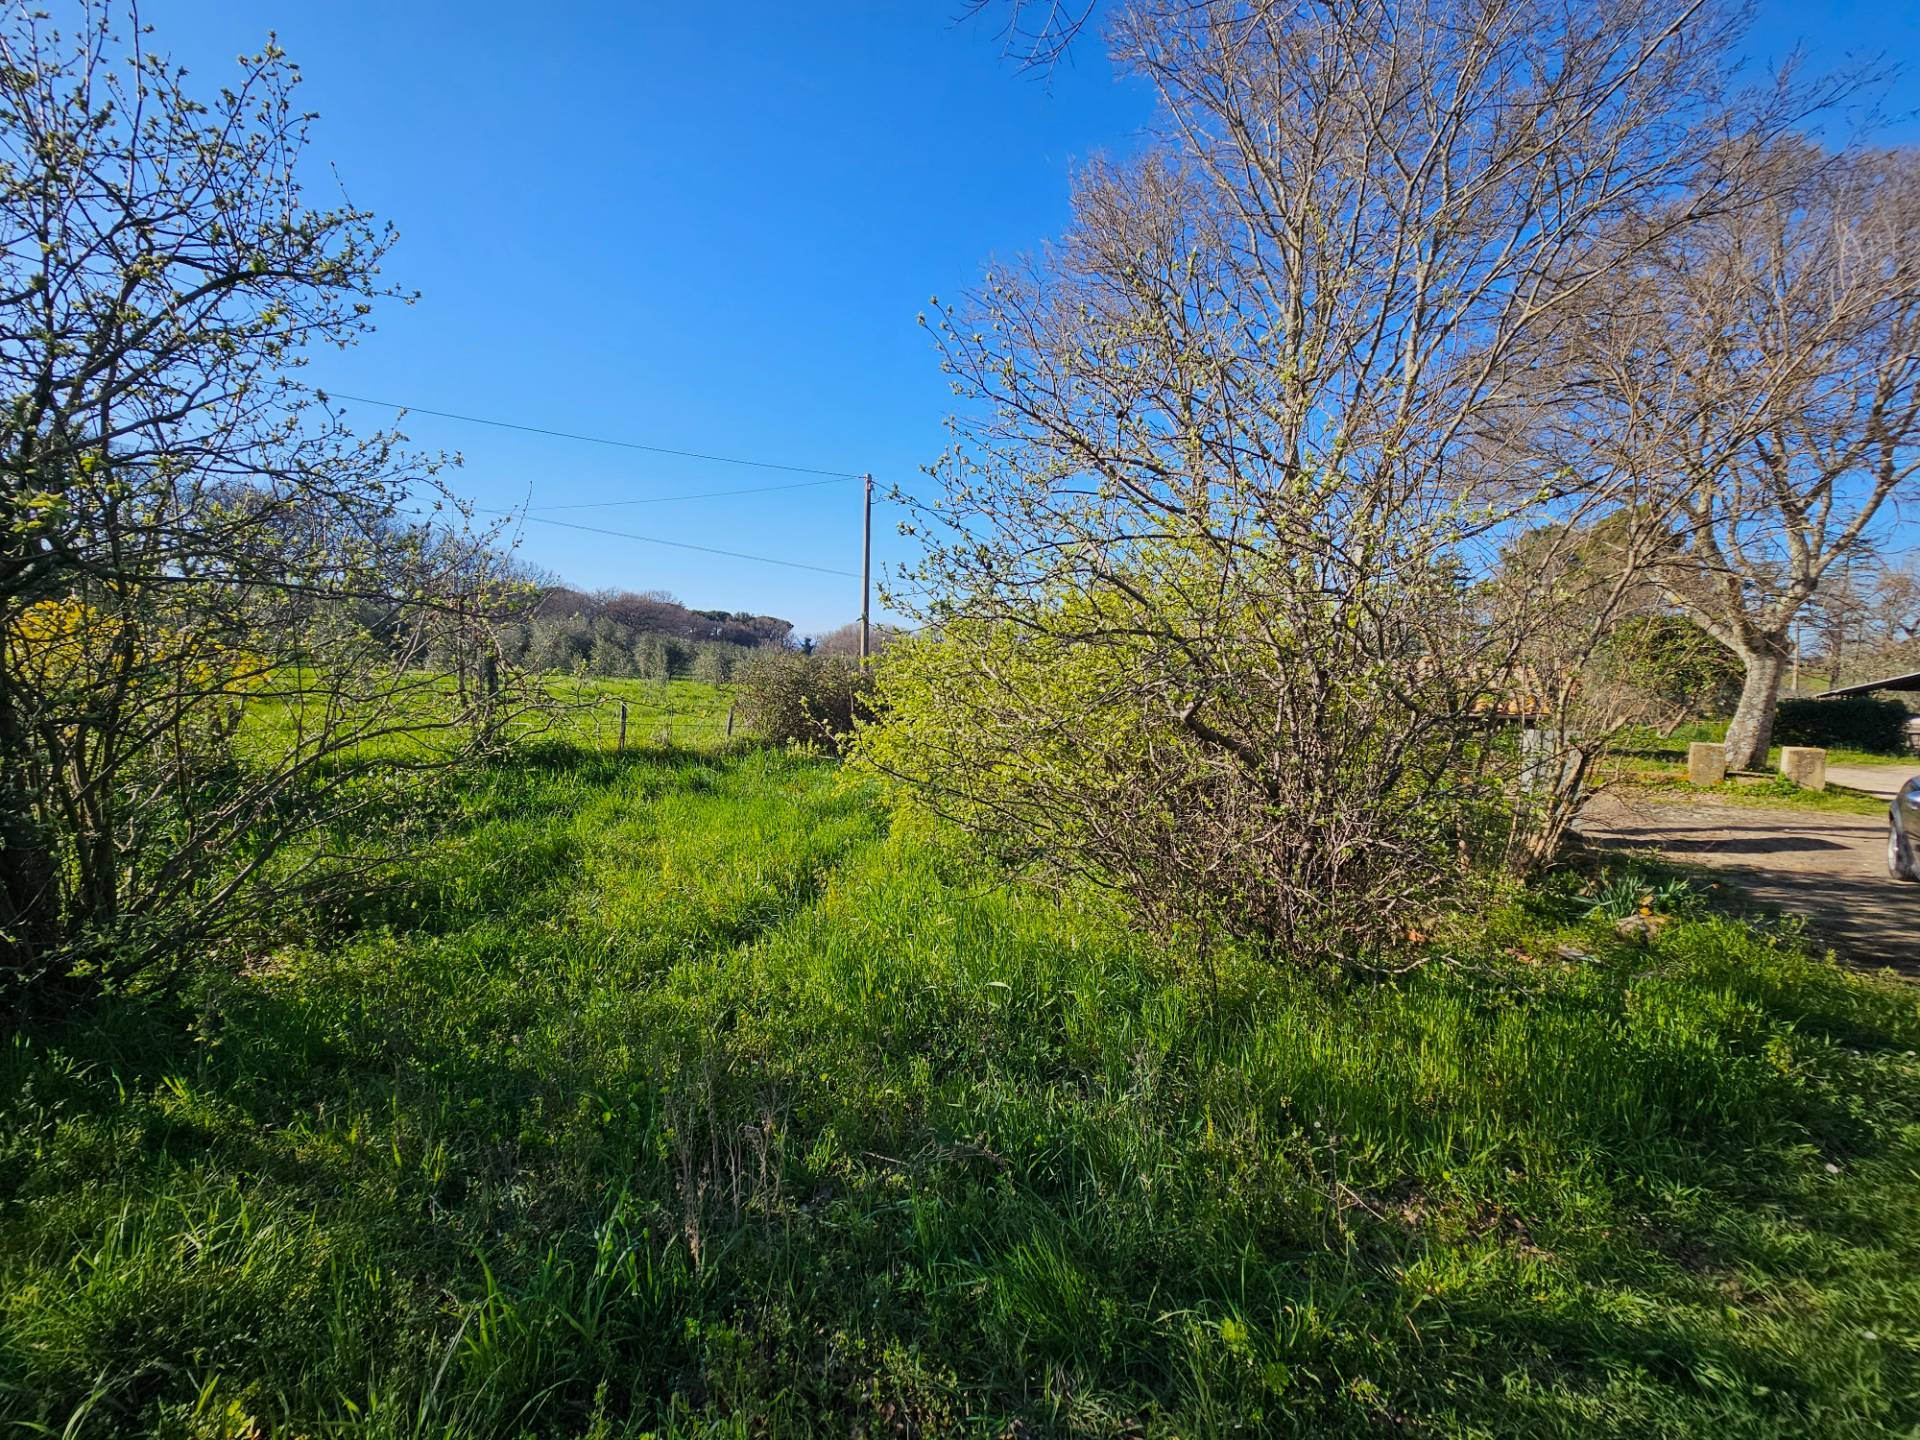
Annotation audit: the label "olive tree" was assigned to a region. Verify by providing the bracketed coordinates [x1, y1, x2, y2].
[0, 9, 527, 997]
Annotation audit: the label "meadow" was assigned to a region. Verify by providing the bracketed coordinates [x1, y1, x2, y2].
[4, 718, 1920, 1436]
[533, 678, 738, 752]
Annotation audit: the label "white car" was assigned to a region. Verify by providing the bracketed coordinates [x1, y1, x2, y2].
[1889, 774, 1920, 880]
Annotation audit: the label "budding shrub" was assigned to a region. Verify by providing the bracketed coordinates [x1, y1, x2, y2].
[853, 584, 1512, 965]
[733, 651, 871, 752]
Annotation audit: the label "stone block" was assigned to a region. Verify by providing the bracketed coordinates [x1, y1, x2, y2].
[1779, 745, 1826, 791]
[1686, 741, 1726, 786]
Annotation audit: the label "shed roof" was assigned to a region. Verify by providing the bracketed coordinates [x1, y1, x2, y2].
[1813, 671, 1920, 698]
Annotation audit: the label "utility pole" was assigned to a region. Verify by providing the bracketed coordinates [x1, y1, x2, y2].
[859, 472, 873, 663]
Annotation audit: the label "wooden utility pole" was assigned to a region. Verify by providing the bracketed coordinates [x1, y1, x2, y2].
[859, 472, 873, 663]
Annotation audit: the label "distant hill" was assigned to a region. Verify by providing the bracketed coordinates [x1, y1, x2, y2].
[532, 588, 793, 649]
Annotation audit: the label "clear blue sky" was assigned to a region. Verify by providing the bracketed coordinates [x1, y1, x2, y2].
[162, 1, 1919, 636]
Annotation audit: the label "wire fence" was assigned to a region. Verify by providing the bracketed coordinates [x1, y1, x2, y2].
[533, 676, 740, 754]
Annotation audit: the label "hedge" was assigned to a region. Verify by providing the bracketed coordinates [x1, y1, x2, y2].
[733, 650, 872, 751]
[1773, 695, 1912, 754]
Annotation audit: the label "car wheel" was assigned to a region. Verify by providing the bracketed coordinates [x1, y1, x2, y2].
[1890, 820, 1917, 882]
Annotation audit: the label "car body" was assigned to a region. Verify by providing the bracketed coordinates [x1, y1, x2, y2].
[1890, 775, 1920, 880]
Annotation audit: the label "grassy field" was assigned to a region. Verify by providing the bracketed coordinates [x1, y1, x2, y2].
[238, 672, 737, 753]
[534, 676, 737, 752]
[4, 738, 1920, 1436]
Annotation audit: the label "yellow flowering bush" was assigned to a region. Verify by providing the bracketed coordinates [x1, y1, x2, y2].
[5, 597, 265, 699]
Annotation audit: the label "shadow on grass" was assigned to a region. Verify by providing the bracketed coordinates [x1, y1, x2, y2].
[6, 767, 1920, 1434]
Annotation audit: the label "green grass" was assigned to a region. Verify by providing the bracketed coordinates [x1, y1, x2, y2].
[533, 675, 736, 752]
[1610, 770, 1894, 817]
[238, 671, 737, 765]
[1603, 722, 1909, 815]
[5, 746, 1920, 1436]
[1620, 720, 1912, 771]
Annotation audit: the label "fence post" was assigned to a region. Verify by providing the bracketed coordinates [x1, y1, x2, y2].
[726, 702, 736, 740]
[617, 700, 627, 755]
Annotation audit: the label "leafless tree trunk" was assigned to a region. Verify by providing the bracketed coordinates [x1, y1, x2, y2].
[1559, 145, 1920, 768]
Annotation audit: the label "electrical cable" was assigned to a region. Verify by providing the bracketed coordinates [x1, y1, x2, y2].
[528, 475, 852, 510]
[320, 389, 866, 479]
[475, 507, 859, 578]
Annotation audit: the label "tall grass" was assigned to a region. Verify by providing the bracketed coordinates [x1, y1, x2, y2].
[3, 745, 1918, 1435]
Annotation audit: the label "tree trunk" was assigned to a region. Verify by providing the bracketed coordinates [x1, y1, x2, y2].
[1723, 640, 1790, 771]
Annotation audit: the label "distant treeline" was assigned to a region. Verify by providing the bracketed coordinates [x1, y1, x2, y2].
[497, 588, 795, 681]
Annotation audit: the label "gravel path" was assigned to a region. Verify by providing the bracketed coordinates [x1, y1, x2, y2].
[1576, 771, 1920, 973]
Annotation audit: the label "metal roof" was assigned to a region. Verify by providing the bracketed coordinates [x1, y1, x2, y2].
[1813, 671, 1920, 698]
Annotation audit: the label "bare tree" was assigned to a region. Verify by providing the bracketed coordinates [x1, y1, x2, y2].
[1560, 145, 1920, 767]
[867, 0, 1776, 959]
[1859, 555, 1920, 665]
[1784, 551, 1920, 683]
[0, 9, 532, 997]
[959, 0, 1103, 70]
[813, 620, 904, 657]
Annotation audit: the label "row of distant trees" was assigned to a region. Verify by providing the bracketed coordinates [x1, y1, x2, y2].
[1778, 556, 1920, 694]
[500, 587, 792, 681]
[481, 586, 898, 681]
[492, 616, 748, 684]
[531, 587, 793, 648]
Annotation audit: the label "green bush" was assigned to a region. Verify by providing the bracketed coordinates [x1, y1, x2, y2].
[852, 609, 1513, 962]
[733, 650, 871, 751]
[1774, 695, 1911, 754]
[1596, 614, 1742, 720]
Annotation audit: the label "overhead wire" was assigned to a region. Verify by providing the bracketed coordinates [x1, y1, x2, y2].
[325, 386, 874, 576]
[321, 389, 867, 478]
[473, 507, 859, 578]
[528, 475, 852, 511]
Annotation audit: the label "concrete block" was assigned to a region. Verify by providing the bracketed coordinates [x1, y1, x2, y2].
[1687, 741, 1726, 787]
[1779, 745, 1826, 791]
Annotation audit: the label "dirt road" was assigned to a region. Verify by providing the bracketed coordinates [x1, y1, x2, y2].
[1824, 761, 1919, 801]
[1576, 766, 1919, 973]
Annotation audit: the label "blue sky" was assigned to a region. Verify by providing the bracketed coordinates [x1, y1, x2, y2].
[162, 1, 1920, 636]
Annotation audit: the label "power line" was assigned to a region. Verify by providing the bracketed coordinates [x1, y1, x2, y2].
[321, 389, 866, 479]
[479, 508, 858, 578]
[529, 475, 852, 511]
